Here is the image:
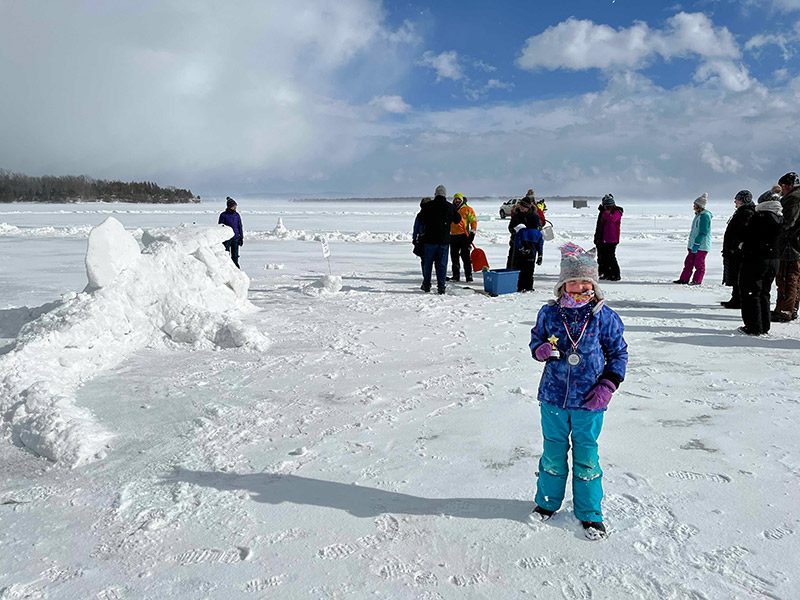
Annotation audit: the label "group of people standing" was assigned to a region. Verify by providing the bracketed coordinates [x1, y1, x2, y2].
[412, 184, 476, 294]
[718, 172, 800, 335]
[505, 189, 547, 292]
[675, 171, 800, 336]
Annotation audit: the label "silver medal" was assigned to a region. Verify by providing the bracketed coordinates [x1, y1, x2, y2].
[567, 352, 581, 366]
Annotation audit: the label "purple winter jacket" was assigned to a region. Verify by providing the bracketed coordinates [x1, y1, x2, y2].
[218, 209, 243, 241]
[593, 206, 623, 245]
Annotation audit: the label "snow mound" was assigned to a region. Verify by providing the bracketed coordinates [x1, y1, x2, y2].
[272, 217, 288, 236]
[85, 217, 142, 290]
[302, 275, 343, 296]
[0, 217, 268, 467]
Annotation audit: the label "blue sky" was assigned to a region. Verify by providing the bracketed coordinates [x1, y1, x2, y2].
[1, 0, 799, 199]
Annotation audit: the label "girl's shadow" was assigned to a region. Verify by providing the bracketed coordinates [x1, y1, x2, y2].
[167, 468, 532, 523]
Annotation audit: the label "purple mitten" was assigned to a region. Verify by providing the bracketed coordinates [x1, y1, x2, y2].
[533, 342, 554, 362]
[583, 379, 617, 410]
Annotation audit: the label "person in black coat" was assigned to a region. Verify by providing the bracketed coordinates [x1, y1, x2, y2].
[720, 190, 756, 308]
[737, 191, 783, 335]
[418, 184, 461, 294]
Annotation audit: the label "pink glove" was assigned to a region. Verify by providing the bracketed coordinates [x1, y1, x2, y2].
[583, 379, 617, 410]
[533, 342, 555, 362]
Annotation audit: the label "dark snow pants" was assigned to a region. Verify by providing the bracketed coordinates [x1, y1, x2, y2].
[723, 255, 743, 305]
[514, 257, 537, 291]
[739, 259, 779, 334]
[449, 234, 471, 280]
[596, 243, 620, 280]
[223, 237, 240, 269]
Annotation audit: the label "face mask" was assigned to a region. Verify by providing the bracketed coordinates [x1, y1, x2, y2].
[560, 288, 595, 308]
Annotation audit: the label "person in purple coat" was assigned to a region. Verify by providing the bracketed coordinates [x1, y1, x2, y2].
[218, 197, 244, 268]
[593, 194, 623, 281]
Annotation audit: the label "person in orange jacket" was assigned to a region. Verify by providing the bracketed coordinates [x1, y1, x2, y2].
[448, 192, 478, 282]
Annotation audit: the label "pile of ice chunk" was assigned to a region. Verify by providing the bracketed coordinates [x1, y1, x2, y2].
[0, 217, 268, 467]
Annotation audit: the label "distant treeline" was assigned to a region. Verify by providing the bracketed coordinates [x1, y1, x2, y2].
[0, 170, 199, 203]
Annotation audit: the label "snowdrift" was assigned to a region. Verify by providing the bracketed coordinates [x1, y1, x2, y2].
[0, 218, 267, 467]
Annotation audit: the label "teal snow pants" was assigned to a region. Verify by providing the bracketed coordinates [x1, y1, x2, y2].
[534, 402, 605, 522]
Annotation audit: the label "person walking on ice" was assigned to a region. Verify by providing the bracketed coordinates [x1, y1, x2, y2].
[529, 242, 628, 540]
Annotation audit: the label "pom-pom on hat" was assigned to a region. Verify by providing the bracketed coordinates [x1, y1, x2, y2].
[602, 193, 615, 207]
[693, 192, 708, 209]
[554, 242, 604, 300]
[434, 184, 447, 198]
[734, 190, 753, 204]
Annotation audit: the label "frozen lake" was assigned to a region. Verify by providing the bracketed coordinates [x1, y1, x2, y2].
[1, 196, 799, 599]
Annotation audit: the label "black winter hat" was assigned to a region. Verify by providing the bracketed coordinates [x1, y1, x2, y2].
[757, 190, 780, 204]
[226, 196, 237, 208]
[778, 172, 799, 188]
[734, 190, 753, 204]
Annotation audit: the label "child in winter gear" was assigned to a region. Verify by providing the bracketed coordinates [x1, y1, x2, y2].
[674, 193, 713, 285]
[512, 223, 544, 292]
[506, 191, 541, 268]
[529, 242, 628, 540]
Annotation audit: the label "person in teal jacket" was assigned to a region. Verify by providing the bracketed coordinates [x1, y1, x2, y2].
[674, 193, 713, 285]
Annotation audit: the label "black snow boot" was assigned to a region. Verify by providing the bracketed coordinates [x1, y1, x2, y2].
[531, 506, 555, 521]
[581, 521, 607, 540]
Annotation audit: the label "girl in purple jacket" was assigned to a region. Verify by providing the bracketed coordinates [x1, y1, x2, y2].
[529, 243, 628, 540]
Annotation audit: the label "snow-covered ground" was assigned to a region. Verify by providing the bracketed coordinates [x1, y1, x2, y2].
[1, 196, 798, 599]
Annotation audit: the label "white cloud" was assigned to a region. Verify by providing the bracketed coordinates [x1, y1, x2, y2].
[700, 142, 742, 174]
[0, 0, 417, 189]
[383, 19, 421, 45]
[370, 95, 411, 113]
[517, 18, 652, 70]
[773, 0, 800, 11]
[485, 79, 514, 91]
[419, 50, 464, 81]
[745, 33, 793, 60]
[693, 60, 755, 91]
[517, 12, 752, 91]
[473, 60, 498, 73]
[360, 71, 794, 198]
